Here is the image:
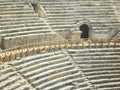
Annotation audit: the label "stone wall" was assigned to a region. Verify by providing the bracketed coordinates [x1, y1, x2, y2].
[2, 32, 61, 49]
[91, 30, 111, 39]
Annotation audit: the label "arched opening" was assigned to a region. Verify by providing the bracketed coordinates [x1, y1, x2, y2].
[79, 24, 89, 38]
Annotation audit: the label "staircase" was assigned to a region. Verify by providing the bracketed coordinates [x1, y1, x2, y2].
[68, 47, 120, 89]
[0, 62, 34, 90]
[38, 0, 120, 38]
[74, 0, 119, 28]
[38, 0, 79, 38]
[0, 0, 62, 49]
[0, 50, 93, 90]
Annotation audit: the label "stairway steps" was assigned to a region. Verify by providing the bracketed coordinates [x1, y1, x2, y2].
[84, 70, 120, 76]
[25, 62, 72, 82]
[38, 77, 80, 90]
[23, 60, 70, 79]
[71, 52, 120, 56]
[32, 69, 78, 87]
[14, 54, 65, 70]
[94, 82, 120, 89]
[75, 59, 120, 65]
[0, 73, 27, 90]
[20, 57, 69, 75]
[91, 78, 120, 85]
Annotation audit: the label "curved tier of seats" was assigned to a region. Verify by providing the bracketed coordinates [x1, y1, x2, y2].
[68, 47, 120, 90]
[0, 0, 62, 49]
[38, 0, 120, 38]
[38, 0, 79, 38]
[0, 50, 92, 90]
[0, 63, 34, 90]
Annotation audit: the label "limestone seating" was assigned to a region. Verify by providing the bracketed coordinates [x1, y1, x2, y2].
[0, 5, 32, 9]
[37, 75, 80, 90]
[0, 0, 55, 49]
[0, 20, 43, 25]
[0, 28, 50, 41]
[39, 1, 77, 33]
[39, 0, 120, 36]
[0, 25, 49, 33]
[68, 47, 120, 89]
[49, 21, 75, 25]
[0, 17, 39, 22]
[13, 53, 65, 70]
[0, 38, 119, 61]
[71, 0, 120, 32]
[22, 58, 69, 78]
[6, 51, 91, 90]
[0, 13, 37, 18]
[0, 9, 34, 13]
[0, 65, 32, 90]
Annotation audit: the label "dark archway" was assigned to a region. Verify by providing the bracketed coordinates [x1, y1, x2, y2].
[79, 24, 89, 38]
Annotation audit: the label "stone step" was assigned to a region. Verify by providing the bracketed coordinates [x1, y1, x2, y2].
[48, 18, 76, 22]
[91, 78, 120, 85]
[81, 67, 120, 73]
[10, 52, 56, 66]
[94, 81, 120, 89]
[47, 14, 73, 17]
[0, 20, 44, 25]
[25, 62, 72, 80]
[38, 76, 80, 90]
[75, 59, 120, 65]
[32, 69, 78, 87]
[23, 59, 70, 78]
[73, 55, 120, 61]
[14, 54, 65, 70]
[20, 57, 69, 74]
[48, 16, 74, 19]
[0, 9, 34, 14]
[51, 25, 74, 29]
[87, 73, 120, 80]
[0, 13, 37, 18]
[0, 71, 16, 83]
[0, 73, 26, 90]
[0, 25, 49, 34]
[0, 6, 33, 11]
[84, 70, 120, 76]
[10, 84, 33, 90]
[77, 81, 91, 90]
[49, 21, 74, 25]
[0, 17, 39, 21]
[68, 48, 120, 53]
[0, 6, 32, 11]
[71, 52, 120, 57]
[78, 63, 120, 69]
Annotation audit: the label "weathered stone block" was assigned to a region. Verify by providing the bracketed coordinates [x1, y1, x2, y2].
[2, 33, 45, 49]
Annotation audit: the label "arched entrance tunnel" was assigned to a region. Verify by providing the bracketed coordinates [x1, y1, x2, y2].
[79, 24, 89, 38]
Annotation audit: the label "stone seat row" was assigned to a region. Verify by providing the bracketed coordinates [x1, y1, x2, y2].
[0, 64, 33, 90]
[68, 47, 120, 89]
[6, 50, 91, 90]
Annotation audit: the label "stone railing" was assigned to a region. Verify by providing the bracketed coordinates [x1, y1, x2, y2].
[0, 39, 120, 62]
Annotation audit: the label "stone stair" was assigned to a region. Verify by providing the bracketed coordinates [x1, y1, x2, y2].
[38, 0, 79, 38]
[0, 63, 34, 90]
[0, 0, 62, 49]
[72, 0, 120, 31]
[0, 50, 92, 90]
[68, 47, 120, 90]
[38, 0, 120, 38]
